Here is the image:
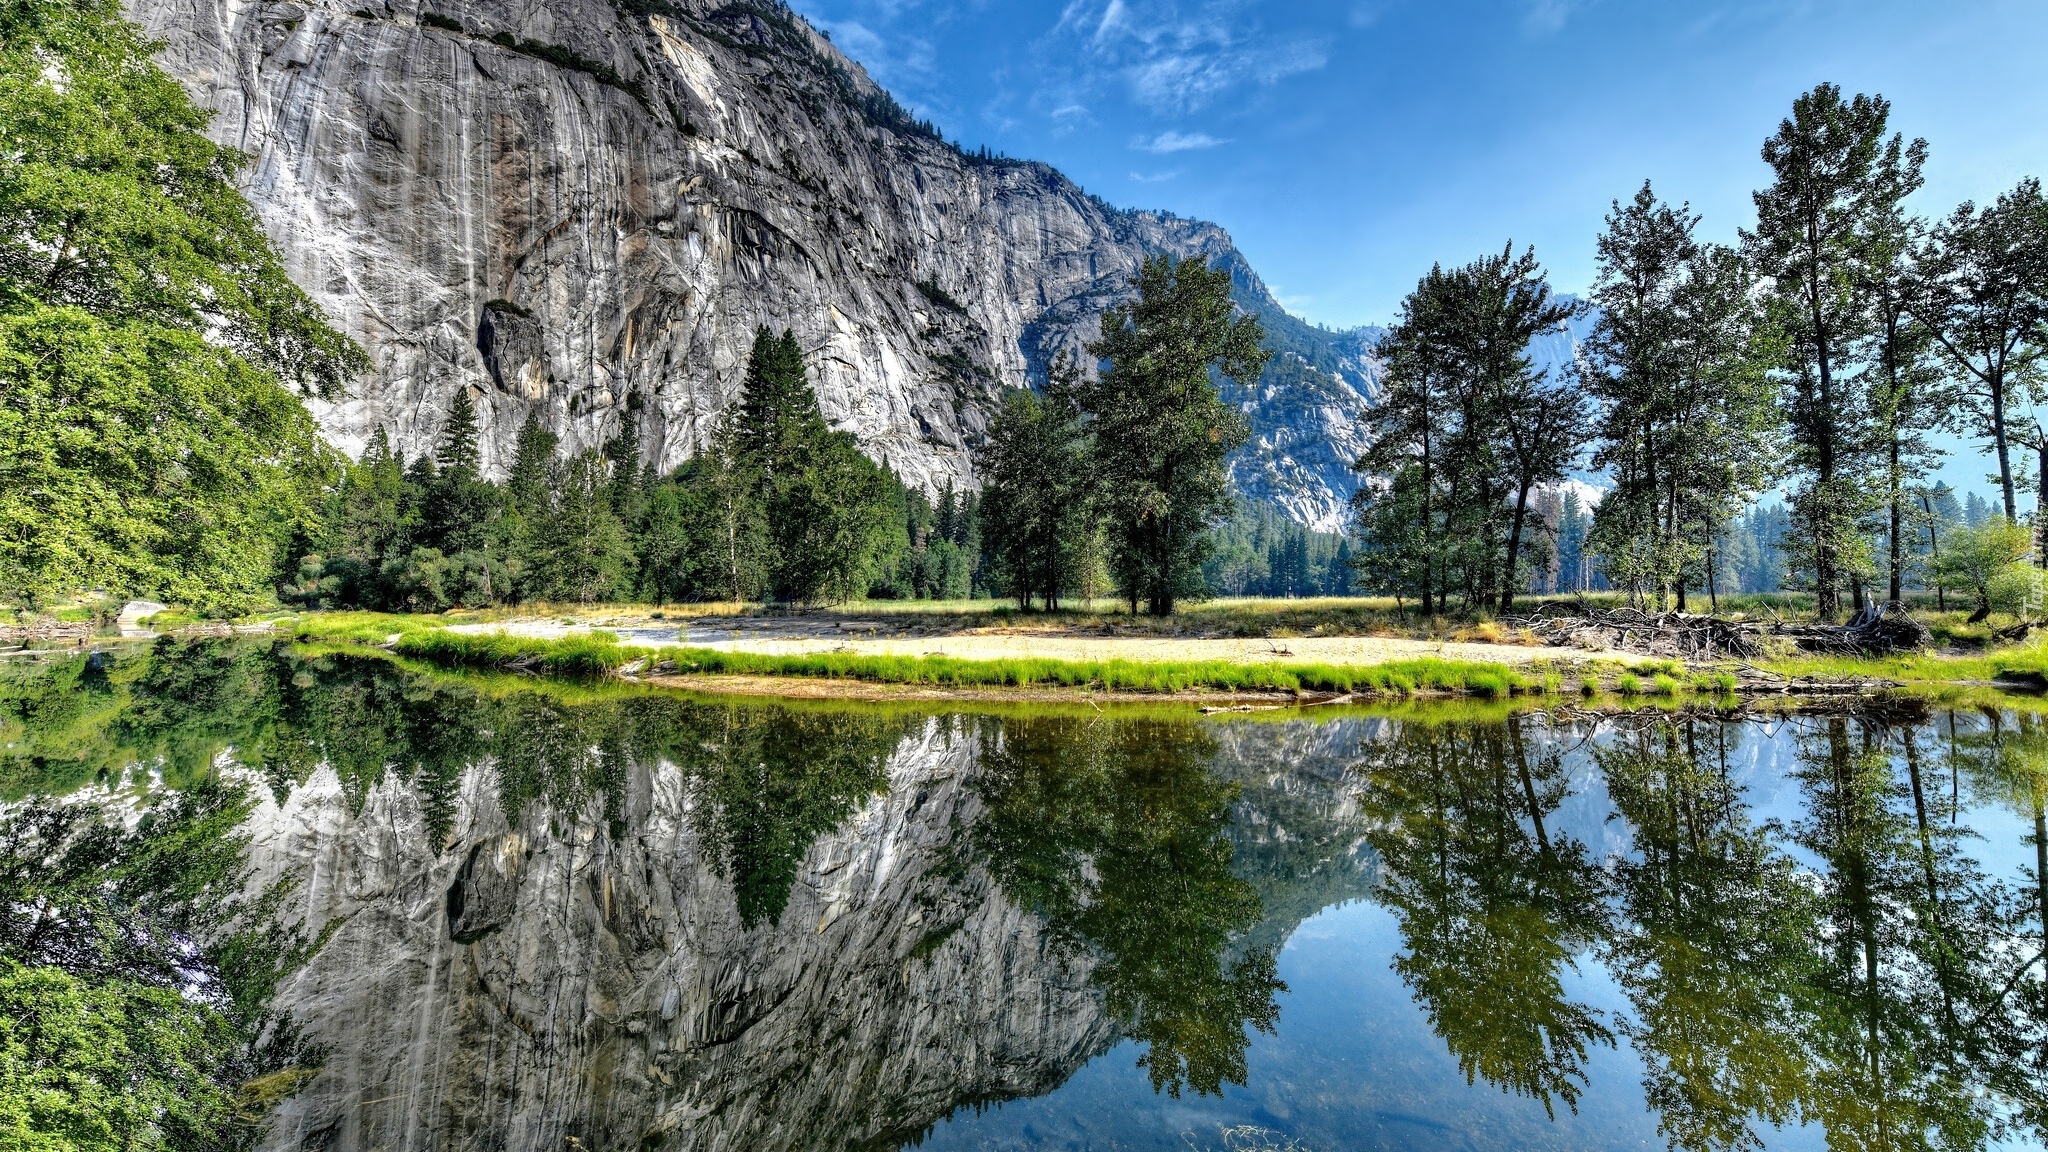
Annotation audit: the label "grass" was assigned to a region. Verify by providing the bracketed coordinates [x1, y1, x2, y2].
[640, 645, 1539, 697]
[392, 629, 632, 676]
[296, 617, 1551, 697]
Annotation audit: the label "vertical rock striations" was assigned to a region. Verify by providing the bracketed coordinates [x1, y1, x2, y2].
[244, 718, 1117, 1152]
[127, 0, 1385, 520]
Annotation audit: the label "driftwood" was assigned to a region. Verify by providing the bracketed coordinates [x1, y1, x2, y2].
[1502, 599, 1931, 659]
[1502, 602, 1765, 659]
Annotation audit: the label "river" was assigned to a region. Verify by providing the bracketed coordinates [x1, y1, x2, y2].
[5, 638, 2047, 1151]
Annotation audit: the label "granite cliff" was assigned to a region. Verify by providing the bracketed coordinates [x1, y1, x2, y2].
[127, 0, 1382, 525]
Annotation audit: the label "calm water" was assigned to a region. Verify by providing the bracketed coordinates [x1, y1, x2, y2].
[8, 639, 2048, 1151]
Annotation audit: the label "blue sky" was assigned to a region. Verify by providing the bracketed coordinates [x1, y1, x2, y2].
[788, 0, 2048, 501]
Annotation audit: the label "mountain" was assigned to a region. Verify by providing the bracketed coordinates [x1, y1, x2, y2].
[126, 0, 1392, 525]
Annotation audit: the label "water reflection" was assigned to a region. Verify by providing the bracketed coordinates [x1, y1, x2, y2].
[973, 716, 1283, 1097]
[7, 642, 2048, 1150]
[1356, 716, 1612, 1117]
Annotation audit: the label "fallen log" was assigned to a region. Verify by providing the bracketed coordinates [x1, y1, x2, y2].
[1502, 600, 1931, 659]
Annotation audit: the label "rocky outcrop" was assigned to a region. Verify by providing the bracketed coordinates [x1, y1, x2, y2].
[242, 718, 1116, 1151]
[125, 0, 1397, 522]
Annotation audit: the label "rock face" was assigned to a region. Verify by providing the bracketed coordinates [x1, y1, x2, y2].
[244, 717, 1117, 1152]
[126, 0, 1380, 520]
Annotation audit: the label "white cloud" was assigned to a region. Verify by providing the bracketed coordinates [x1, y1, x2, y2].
[1134, 130, 1228, 153]
[1040, 0, 1329, 116]
[1129, 169, 1183, 183]
[1522, 0, 1582, 35]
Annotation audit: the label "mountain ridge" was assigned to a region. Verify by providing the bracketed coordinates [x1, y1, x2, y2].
[126, 0, 1399, 527]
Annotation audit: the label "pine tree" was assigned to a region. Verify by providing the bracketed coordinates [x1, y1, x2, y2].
[1586, 184, 1780, 610]
[435, 389, 482, 474]
[1917, 178, 2048, 523]
[507, 411, 558, 519]
[532, 450, 634, 605]
[977, 355, 1096, 609]
[1861, 176, 1949, 603]
[1082, 256, 1269, 615]
[424, 389, 495, 557]
[1744, 84, 1921, 618]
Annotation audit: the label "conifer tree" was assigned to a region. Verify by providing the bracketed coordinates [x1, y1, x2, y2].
[977, 355, 1095, 609]
[1916, 178, 2048, 523]
[1744, 84, 1922, 617]
[531, 450, 634, 604]
[506, 411, 558, 520]
[424, 389, 495, 556]
[1082, 256, 1268, 615]
[1586, 185, 1780, 609]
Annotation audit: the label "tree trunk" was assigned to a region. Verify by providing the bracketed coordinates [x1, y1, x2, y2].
[1994, 375, 2017, 520]
[1889, 434, 1904, 604]
[2037, 441, 2048, 569]
[1922, 493, 1945, 611]
[1499, 481, 1533, 614]
[1420, 420, 1435, 615]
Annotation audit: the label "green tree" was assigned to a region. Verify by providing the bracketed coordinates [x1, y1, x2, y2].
[771, 432, 903, 604]
[1082, 257, 1268, 615]
[976, 355, 1096, 609]
[1916, 179, 2048, 524]
[1744, 84, 1923, 618]
[1586, 185, 1782, 610]
[531, 450, 634, 605]
[1351, 247, 1585, 611]
[422, 388, 497, 560]
[1358, 717, 1613, 1117]
[0, 0, 363, 611]
[973, 715, 1284, 1097]
[1862, 193, 1949, 604]
[0, 782, 318, 1151]
[1931, 518, 2033, 623]
[679, 414, 768, 603]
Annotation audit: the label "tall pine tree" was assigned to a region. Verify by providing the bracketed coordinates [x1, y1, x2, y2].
[1744, 84, 1920, 617]
[1082, 256, 1268, 615]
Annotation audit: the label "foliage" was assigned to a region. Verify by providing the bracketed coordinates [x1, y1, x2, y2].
[1350, 245, 1582, 613]
[0, 780, 317, 1150]
[0, 0, 363, 610]
[1743, 84, 1924, 618]
[972, 716, 1282, 1097]
[1584, 183, 1782, 609]
[1916, 178, 2048, 523]
[1931, 518, 2035, 622]
[976, 357, 1098, 609]
[1082, 256, 1269, 615]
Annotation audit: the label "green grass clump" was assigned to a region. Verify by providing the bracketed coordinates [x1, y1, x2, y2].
[1691, 670, 1739, 694]
[292, 611, 451, 645]
[1650, 673, 1682, 696]
[1541, 671, 1564, 695]
[1579, 675, 1600, 697]
[1617, 672, 1643, 696]
[393, 629, 629, 675]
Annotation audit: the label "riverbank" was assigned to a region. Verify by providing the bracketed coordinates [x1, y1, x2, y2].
[282, 610, 1947, 706]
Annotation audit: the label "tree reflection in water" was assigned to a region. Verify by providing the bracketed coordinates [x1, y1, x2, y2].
[1354, 715, 1614, 1117]
[1357, 710, 2048, 1151]
[972, 715, 1285, 1098]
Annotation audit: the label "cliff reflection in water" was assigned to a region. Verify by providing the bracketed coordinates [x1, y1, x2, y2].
[8, 640, 2048, 1150]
